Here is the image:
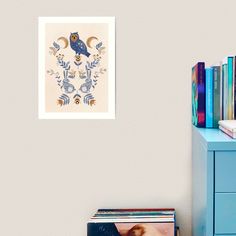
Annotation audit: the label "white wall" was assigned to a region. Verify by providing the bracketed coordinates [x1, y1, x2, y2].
[1, 0, 236, 235]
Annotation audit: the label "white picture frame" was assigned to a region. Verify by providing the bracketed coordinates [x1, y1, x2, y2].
[38, 17, 115, 119]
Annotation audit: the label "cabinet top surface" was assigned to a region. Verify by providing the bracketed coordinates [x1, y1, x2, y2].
[193, 126, 236, 151]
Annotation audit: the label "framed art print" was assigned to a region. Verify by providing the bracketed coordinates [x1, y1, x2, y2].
[38, 17, 115, 119]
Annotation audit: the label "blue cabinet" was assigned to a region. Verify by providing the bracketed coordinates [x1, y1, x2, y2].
[215, 193, 236, 234]
[215, 152, 236, 192]
[192, 127, 236, 236]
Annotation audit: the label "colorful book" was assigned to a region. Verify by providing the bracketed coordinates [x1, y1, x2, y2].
[205, 68, 213, 127]
[213, 66, 221, 128]
[222, 56, 234, 120]
[192, 62, 206, 127]
[233, 57, 236, 119]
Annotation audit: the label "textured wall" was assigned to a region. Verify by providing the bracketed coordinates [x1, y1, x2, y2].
[0, 0, 236, 235]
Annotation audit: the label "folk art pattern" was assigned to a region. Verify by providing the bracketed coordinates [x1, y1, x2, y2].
[47, 32, 107, 107]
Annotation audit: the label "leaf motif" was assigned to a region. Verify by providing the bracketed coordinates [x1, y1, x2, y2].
[53, 41, 60, 49]
[49, 47, 57, 55]
[96, 42, 103, 50]
[58, 94, 70, 105]
[65, 61, 70, 68]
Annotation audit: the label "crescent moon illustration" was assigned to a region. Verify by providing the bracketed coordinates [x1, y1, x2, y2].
[57, 37, 68, 49]
[86, 36, 98, 48]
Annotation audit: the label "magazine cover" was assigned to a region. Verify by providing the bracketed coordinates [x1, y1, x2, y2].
[87, 222, 175, 236]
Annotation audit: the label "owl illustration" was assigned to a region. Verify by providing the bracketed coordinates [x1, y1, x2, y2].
[69, 32, 90, 57]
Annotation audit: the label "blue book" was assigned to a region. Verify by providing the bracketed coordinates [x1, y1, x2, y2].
[205, 68, 213, 128]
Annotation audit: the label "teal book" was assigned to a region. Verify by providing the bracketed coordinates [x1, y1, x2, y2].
[227, 56, 234, 119]
[222, 62, 228, 120]
[205, 68, 213, 128]
[213, 66, 221, 128]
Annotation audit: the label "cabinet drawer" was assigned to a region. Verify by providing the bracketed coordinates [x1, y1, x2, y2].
[215, 151, 236, 192]
[215, 193, 236, 234]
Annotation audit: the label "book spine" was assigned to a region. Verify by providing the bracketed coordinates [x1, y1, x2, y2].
[223, 64, 228, 119]
[192, 66, 198, 126]
[220, 62, 223, 120]
[234, 56, 236, 119]
[206, 68, 213, 128]
[197, 62, 206, 127]
[213, 66, 221, 128]
[228, 57, 234, 119]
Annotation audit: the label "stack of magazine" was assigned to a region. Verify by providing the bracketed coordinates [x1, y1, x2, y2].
[219, 120, 236, 138]
[87, 208, 177, 236]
